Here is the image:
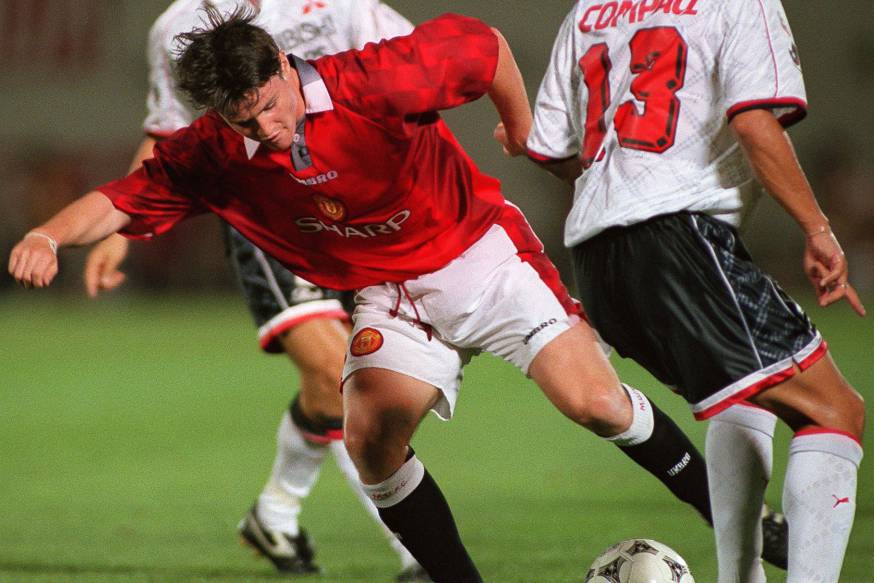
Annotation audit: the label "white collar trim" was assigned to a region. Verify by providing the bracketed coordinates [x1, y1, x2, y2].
[242, 56, 332, 159]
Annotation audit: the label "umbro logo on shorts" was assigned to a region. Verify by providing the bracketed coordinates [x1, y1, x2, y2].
[523, 318, 558, 345]
[351, 328, 384, 356]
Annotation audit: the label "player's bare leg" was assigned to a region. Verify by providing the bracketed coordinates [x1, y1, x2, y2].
[532, 323, 714, 525]
[528, 323, 630, 434]
[344, 367, 481, 583]
[745, 355, 864, 583]
[246, 318, 423, 576]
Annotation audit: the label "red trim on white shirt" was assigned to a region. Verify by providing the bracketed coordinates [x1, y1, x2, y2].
[526, 149, 578, 164]
[726, 97, 808, 128]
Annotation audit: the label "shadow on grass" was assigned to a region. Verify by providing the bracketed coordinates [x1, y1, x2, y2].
[0, 560, 300, 580]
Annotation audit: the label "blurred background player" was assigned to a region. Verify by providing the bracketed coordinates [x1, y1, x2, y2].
[524, 1, 865, 581]
[81, 0, 427, 579]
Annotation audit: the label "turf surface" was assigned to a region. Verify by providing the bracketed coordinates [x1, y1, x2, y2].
[1, 293, 871, 582]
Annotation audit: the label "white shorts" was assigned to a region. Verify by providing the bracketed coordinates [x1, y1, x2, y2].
[342, 217, 580, 420]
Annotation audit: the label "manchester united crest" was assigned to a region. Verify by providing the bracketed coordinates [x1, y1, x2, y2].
[313, 194, 346, 221]
[350, 328, 384, 356]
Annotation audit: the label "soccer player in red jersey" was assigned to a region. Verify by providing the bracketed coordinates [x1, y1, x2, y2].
[81, 1, 426, 577]
[8, 7, 724, 580]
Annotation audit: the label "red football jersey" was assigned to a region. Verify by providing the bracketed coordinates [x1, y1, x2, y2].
[99, 14, 508, 290]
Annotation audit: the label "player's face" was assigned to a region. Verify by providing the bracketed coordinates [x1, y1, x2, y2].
[222, 53, 301, 151]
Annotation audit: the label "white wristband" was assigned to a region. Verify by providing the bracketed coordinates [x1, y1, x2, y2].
[24, 231, 58, 255]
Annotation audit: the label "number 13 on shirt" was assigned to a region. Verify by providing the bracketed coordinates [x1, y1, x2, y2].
[579, 27, 688, 168]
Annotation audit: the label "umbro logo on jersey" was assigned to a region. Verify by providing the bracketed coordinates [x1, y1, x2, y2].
[291, 170, 339, 186]
[351, 328, 384, 356]
[296, 210, 411, 238]
[314, 194, 346, 221]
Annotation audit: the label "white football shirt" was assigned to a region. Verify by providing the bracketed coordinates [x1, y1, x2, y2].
[529, 0, 807, 246]
[144, 0, 413, 136]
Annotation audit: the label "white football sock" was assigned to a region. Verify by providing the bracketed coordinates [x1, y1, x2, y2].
[604, 384, 654, 446]
[256, 411, 328, 535]
[784, 430, 862, 583]
[330, 440, 421, 569]
[706, 404, 777, 583]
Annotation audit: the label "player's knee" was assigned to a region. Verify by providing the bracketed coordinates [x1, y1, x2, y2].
[297, 369, 344, 418]
[343, 407, 414, 481]
[841, 389, 865, 439]
[558, 385, 629, 435]
[805, 386, 866, 440]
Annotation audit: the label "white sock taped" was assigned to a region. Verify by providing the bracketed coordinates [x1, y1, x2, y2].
[329, 441, 420, 568]
[605, 384, 654, 447]
[360, 454, 425, 509]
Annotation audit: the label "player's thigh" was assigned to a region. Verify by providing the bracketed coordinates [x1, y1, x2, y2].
[529, 322, 629, 436]
[749, 354, 865, 438]
[343, 367, 441, 482]
[280, 317, 350, 414]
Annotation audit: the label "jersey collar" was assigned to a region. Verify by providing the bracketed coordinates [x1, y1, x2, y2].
[243, 54, 334, 159]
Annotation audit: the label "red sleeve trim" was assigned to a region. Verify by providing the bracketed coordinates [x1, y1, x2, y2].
[526, 149, 577, 164]
[726, 97, 808, 128]
[146, 129, 177, 139]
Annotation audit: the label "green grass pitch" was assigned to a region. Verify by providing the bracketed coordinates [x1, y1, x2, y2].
[1, 293, 871, 582]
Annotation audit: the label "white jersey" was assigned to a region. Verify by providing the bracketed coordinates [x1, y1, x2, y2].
[144, 0, 413, 136]
[529, 0, 806, 247]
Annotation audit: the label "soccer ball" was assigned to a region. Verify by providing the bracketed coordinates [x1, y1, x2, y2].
[584, 539, 695, 583]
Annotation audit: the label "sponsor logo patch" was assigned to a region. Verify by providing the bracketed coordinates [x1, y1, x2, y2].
[351, 328, 384, 356]
[314, 194, 346, 221]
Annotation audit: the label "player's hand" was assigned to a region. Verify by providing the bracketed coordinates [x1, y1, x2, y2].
[84, 234, 129, 297]
[8, 232, 59, 289]
[494, 122, 527, 157]
[803, 228, 866, 316]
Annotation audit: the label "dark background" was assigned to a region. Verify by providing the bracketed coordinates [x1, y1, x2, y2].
[1, 0, 872, 296]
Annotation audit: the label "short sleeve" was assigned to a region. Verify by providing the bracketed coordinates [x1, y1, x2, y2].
[350, 0, 415, 47]
[142, 14, 198, 137]
[719, 0, 807, 127]
[528, 7, 582, 162]
[98, 120, 218, 238]
[320, 14, 499, 119]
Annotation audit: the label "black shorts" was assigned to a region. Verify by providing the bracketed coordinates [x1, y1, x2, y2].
[572, 212, 824, 419]
[224, 224, 354, 353]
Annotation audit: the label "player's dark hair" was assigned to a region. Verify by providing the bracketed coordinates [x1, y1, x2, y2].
[174, 4, 281, 116]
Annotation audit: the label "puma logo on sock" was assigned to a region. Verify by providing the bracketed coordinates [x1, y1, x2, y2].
[832, 494, 850, 508]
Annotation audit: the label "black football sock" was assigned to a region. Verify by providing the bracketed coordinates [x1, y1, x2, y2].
[618, 398, 713, 525]
[370, 457, 482, 583]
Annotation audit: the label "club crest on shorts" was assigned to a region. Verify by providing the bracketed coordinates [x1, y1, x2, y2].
[314, 194, 347, 221]
[351, 327, 384, 356]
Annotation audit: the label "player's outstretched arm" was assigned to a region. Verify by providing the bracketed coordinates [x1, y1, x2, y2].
[9, 192, 131, 289]
[730, 109, 866, 317]
[83, 136, 158, 297]
[488, 28, 532, 157]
